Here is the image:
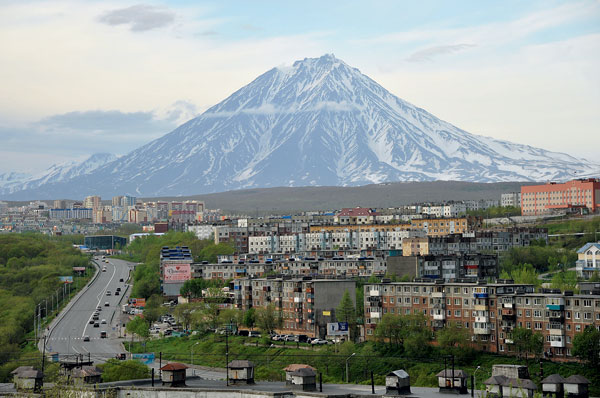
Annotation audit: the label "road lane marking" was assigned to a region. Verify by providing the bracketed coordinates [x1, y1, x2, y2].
[82, 261, 117, 338]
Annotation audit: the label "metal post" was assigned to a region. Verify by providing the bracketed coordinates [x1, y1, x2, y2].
[33, 306, 37, 342]
[41, 336, 47, 379]
[471, 375, 474, 397]
[159, 352, 162, 379]
[371, 371, 375, 394]
[226, 329, 229, 386]
[451, 355, 455, 389]
[319, 372, 323, 392]
[152, 368, 155, 387]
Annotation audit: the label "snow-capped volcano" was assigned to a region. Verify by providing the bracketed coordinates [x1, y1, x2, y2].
[2, 54, 598, 199]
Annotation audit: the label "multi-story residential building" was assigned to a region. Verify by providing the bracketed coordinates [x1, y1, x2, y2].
[193, 261, 273, 280]
[232, 277, 355, 338]
[416, 254, 498, 280]
[186, 224, 214, 240]
[521, 178, 600, 216]
[576, 242, 600, 279]
[128, 208, 148, 224]
[402, 237, 429, 256]
[364, 280, 600, 359]
[53, 200, 67, 209]
[214, 226, 249, 253]
[83, 196, 101, 210]
[501, 192, 521, 208]
[49, 208, 93, 220]
[335, 207, 377, 225]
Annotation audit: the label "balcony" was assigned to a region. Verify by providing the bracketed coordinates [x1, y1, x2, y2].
[474, 304, 488, 311]
[432, 302, 446, 309]
[475, 316, 489, 323]
[550, 339, 565, 348]
[432, 291, 444, 298]
[433, 313, 445, 320]
[503, 303, 514, 309]
[294, 297, 303, 303]
[546, 304, 564, 311]
[370, 311, 380, 318]
[473, 326, 491, 335]
[504, 338, 514, 344]
[369, 290, 381, 296]
[473, 293, 489, 299]
[549, 328, 564, 335]
[549, 315, 564, 323]
[501, 309, 515, 318]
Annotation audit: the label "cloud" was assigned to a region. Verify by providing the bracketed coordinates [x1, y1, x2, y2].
[241, 24, 262, 32]
[98, 4, 175, 32]
[406, 44, 476, 62]
[203, 101, 363, 117]
[38, 109, 174, 135]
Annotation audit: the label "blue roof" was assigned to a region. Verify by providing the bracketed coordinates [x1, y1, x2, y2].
[577, 242, 600, 253]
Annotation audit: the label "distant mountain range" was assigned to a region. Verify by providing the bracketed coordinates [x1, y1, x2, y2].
[1, 54, 598, 200]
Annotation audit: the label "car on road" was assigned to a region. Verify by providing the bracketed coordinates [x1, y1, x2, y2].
[116, 287, 121, 292]
[106, 291, 111, 296]
[119, 278, 124, 282]
[89, 319, 94, 324]
[93, 322, 99, 328]
[100, 331, 107, 338]
[115, 353, 127, 360]
[115, 291, 119, 296]
[102, 268, 106, 272]
[249, 331, 261, 338]
[104, 302, 109, 306]
[96, 306, 101, 311]
[83, 336, 90, 342]
[101, 319, 107, 324]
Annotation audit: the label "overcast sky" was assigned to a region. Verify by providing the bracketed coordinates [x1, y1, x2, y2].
[1, 0, 599, 175]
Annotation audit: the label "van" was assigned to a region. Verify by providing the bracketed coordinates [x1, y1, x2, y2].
[100, 331, 107, 338]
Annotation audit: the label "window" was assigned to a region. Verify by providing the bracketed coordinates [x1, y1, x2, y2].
[534, 310, 541, 318]
[455, 298, 461, 305]
[455, 310, 461, 317]
[526, 322, 531, 329]
[413, 298, 419, 304]
[526, 310, 531, 317]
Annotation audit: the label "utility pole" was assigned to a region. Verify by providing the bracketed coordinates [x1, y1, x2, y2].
[226, 326, 229, 386]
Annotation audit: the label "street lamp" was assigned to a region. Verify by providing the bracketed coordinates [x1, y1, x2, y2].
[345, 352, 356, 383]
[473, 365, 481, 397]
[190, 342, 200, 367]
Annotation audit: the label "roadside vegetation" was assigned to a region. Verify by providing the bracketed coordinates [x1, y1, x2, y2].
[0, 233, 92, 381]
[467, 205, 522, 218]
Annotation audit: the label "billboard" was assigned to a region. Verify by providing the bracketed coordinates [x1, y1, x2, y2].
[59, 276, 73, 283]
[163, 263, 191, 283]
[130, 298, 146, 308]
[327, 322, 349, 336]
[72, 267, 86, 272]
[132, 353, 155, 365]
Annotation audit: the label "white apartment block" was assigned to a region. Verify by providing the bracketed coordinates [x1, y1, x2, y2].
[501, 192, 522, 208]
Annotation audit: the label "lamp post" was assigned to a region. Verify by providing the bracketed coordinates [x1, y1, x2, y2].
[190, 342, 199, 366]
[345, 352, 355, 383]
[473, 365, 481, 397]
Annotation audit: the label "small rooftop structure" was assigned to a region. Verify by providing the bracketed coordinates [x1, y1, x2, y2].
[542, 374, 567, 398]
[564, 375, 590, 398]
[386, 369, 411, 395]
[160, 363, 188, 387]
[492, 364, 530, 380]
[228, 360, 255, 385]
[284, 364, 316, 385]
[436, 369, 469, 394]
[289, 367, 317, 392]
[11, 366, 43, 392]
[484, 375, 538, 398]
[71, 366, 103, 385]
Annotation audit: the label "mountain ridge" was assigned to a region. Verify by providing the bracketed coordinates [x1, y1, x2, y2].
[1, 54, 598, 200]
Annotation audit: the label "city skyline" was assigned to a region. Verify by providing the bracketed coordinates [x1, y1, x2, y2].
[1, 0, 599, 174]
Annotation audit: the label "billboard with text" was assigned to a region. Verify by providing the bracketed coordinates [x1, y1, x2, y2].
[163, 263, 191, 283]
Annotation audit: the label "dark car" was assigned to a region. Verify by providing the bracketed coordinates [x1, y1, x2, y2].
[100, 331, 107, 338]
[89, 319, 94, 324]
[115, 291, 120, 296]
[115, 353, 127, 360]
[119, 278, 124, 282]
[93, 322, 99, 328]
[83, 336, 90, 342]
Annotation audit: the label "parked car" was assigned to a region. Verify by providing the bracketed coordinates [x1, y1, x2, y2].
[311, 339, 328, 345]
[115, 353, 127, 360]
[248, 331, 261, 338]
[238, 330, 249, 337]
[270, 334, 281, 341]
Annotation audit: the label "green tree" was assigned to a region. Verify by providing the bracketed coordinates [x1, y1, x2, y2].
[100, 359, 150, 382]
[572, 325, 600, 367]
[125, 316, 149, 338]
[511, 327, 544, 365]
[336, 289, 357, 341]
[242, 307, 256, 329]
[436, 323, 473, 359]
[551, 270, 579, 292]
[256, 303, 281, 334]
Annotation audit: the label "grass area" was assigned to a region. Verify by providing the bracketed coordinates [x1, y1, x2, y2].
[129, 334, 600, 393]
[540, 216, 600, 249]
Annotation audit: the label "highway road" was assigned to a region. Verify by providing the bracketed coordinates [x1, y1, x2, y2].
[44, 256, 136, 363]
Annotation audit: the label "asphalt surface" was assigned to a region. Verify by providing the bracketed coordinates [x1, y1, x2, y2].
[44, 256, 136, 363]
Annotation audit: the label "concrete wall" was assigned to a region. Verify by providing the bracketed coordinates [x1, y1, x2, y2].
[386, 256, 418, 278]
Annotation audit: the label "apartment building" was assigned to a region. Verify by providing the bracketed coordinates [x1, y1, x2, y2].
[576, 242, 600, 279]
[232, 277, 355, 338]
[416, 254, 498, 280]
[501, 192, 521, 208]
[192, 261, 273, 280]
[411, 217, 479, 237]
[83, 195, 101, 210]
[521, 179, 600, 216]
[364, 280, 600, 359]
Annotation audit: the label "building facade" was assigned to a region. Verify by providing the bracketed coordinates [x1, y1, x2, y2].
[521, 179, 600, 216]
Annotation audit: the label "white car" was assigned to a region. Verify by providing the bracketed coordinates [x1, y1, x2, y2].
[311, 338, 328, 345]
[101, 319, 107, 324]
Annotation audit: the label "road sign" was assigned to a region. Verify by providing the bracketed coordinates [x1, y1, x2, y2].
[327, 322, 349, 336]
